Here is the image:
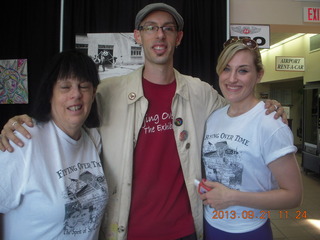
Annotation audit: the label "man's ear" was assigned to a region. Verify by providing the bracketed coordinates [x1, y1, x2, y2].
[134, 29, 142, 45]
[176, 31, 183, 47]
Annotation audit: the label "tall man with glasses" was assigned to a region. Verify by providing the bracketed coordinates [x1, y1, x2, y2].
[0, 3, 285, 240]
[99, 4, 226, 239]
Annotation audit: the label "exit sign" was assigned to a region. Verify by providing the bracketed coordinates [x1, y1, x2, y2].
[304, 7, 320, 22]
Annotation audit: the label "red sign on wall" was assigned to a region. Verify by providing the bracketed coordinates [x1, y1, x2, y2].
[303, 7, 320, 22]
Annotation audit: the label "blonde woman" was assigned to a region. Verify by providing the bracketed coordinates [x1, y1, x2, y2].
[199, 38, 303, 240]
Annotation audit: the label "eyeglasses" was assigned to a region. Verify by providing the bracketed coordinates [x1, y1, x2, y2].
[223, 37, 258, 50]
[138, 25, 178, 34]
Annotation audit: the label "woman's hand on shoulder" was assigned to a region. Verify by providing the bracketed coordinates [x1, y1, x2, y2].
[0, 114, 33, 152]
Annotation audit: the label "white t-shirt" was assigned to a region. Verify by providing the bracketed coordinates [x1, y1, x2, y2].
[202, 101, 296, 233]
[0, 120, 108, 240]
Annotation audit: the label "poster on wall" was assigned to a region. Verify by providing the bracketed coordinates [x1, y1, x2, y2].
[230, 24, 270, 49]
[275, 56, 305, 72]
[75, 33, 145, 80]
[0, 59, 28, 104]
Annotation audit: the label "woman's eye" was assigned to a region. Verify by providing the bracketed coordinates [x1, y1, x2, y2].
[239, 69, 248, 73]
[80, 84, 90, 89]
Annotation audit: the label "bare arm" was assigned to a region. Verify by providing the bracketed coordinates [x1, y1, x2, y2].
[0, 114, 33, 152]
[201, 153, 303, 210]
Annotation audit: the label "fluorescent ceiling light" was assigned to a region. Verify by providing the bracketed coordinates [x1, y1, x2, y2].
[261, 33, 306, 53]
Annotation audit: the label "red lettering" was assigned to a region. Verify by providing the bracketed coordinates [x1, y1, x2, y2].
[314, 8, 320, 21]
[313, 8, 316, 20]
[308, 8, 320, 21]
[308, 8, 313, 20]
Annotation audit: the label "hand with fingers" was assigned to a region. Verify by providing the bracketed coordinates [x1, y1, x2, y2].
[264, 99, 288, 125]
[0, 115, 33, 152]
[199, 180, 235, 210]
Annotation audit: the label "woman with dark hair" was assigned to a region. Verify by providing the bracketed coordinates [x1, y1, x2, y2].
[0, 50, 108, 240]
[31, 49, 100, 128]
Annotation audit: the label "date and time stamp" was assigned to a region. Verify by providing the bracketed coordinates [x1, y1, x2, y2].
[212, 210, 308, 220]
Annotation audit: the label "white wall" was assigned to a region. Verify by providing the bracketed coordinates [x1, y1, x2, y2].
[229, 0, 320, 147]
[260, 34, 320, 84]
[230, 0, 320, 25]
[229, 0, 320, 84]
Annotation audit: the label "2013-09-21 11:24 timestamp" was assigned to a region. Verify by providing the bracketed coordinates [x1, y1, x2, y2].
[212, 210, 308, 220]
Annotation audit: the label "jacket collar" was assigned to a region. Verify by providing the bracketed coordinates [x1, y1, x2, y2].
[174, 68, 189, 101]
[126, 66, 189, 105]
[126, 66, 145, 105]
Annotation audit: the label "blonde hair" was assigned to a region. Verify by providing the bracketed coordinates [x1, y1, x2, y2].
[216, 41, 264, 75]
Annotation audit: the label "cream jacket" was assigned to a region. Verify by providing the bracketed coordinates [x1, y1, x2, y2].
[96, 67, 227, 240]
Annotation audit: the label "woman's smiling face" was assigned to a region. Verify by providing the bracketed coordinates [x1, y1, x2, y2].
[50, 77, 95, 139]
[219, 50, 263, 105]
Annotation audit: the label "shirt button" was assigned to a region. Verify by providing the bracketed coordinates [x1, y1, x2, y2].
[128, 92, 136, 100]
[186, 143, 191, 149]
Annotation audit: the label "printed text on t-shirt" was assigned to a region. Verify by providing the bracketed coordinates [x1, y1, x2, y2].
[142, 112, 173, 134]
